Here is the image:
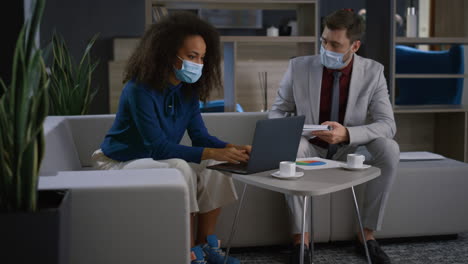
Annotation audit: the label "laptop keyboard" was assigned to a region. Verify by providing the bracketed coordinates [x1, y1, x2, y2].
[216, 161, 248, 170]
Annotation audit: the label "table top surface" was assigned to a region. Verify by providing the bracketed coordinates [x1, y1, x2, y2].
[232, 166, 381, 196]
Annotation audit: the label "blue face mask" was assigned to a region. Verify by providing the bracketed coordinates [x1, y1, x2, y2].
[174, 56, 203, 83]
[320, 45, 352, 70]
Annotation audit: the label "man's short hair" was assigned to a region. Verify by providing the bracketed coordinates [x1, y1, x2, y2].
[324, 9, 365, 43]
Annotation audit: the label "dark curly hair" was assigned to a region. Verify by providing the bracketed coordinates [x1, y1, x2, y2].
[124, 12, 222, 102]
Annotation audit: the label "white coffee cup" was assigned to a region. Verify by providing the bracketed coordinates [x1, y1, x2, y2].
[347, 154, 365, 168]
[279, 161, 296, 177]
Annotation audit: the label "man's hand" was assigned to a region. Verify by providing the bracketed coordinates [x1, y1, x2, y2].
[311, 121, 350, 144]
[202, 146, 250, 163]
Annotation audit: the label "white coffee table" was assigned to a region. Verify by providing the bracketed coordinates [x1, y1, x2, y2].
[223, 165, 381, 264]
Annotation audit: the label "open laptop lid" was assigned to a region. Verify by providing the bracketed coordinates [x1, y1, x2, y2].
[245, 115, 305, 174]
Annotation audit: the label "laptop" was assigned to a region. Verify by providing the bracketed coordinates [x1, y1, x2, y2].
[207, 116, 305, 174]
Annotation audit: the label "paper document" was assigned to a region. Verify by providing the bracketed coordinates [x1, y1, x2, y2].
[303, 124, 332, 131]
[295, 157, 344, 170]
[302, 124, 331, 137]
[399, 151, 445, 161]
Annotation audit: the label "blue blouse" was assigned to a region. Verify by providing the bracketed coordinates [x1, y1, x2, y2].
[101, 80, 227, 163]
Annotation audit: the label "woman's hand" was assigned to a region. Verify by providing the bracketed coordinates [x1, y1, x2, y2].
[226, 144, 252, 155]
[202, 146, 250, 163]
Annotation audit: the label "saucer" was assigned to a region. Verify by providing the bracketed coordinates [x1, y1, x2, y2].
[340, 164, 371, 171]
[271, 171, 304, 180]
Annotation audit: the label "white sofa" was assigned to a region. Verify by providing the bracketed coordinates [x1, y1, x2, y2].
[39, 113, 468, 263]
[39, 116, 190, 264]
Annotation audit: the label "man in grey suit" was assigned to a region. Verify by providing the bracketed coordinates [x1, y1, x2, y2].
[269, 10, 399, 264]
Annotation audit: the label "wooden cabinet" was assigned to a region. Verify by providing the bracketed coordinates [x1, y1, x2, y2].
[394, 106, 468, 162]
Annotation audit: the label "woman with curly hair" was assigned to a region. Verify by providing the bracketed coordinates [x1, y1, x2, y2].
[92, 12, 247, 264]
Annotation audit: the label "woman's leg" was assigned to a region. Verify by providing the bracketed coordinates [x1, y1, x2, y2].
[191, 160, 238, 214]
[191, 213, 196, 248]
[192, 160, 240, 263]
[190, 160, 237, 241]
[123, 158, 200, 213]
[196, 208, 221, 245]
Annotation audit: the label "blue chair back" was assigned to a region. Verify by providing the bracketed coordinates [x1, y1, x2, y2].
[395, 45, 464, 105]
[199, 100, 244, 112]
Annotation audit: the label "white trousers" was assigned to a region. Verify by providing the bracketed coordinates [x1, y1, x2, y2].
[92, 149, 238, 214]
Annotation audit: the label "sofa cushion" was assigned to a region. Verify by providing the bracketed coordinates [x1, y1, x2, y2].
[329, 158, 468, 241]
[180, 112, 268, 146]
[65, 115, 115, 168]
[378, 158, 468, 238]
[398, 158, 467, 169]
[40, 117, 81, 175]
[60, 113, 266, 168]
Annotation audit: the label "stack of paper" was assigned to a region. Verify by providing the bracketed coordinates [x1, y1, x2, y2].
[303, 124, 331, 131]
[399, 151, 445, 161]
[302, 124, 331, 137]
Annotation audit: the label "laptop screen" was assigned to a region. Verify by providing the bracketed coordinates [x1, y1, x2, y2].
[245, 116, 305, 173]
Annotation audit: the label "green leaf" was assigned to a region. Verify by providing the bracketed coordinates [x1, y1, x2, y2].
[48, 32, 99, 115]
[0, 0, 48, 212]
[24, 0, 45, 61]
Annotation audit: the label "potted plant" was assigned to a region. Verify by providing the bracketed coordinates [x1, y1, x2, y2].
[0, 0, 69, 263]
[48, 32, 99, 115]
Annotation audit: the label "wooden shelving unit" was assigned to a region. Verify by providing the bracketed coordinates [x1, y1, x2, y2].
[393, 105, 468, 114]
[220, 36, 316, 43]
[395, 74, 468, 79]
[146, 0, 320, 112]
[366, 0, 468, 162]
[395, 37, 468, 45]
[365, 0, 468, 162]
[109, 1, 320, 113]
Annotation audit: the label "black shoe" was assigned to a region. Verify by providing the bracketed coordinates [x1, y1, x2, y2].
[290, 244, 311, 264]
[356, 239, 391, 264]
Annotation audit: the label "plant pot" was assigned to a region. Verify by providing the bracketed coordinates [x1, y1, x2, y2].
[0, 190, 70, 264]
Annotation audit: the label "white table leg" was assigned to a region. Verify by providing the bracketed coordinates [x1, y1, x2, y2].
[224, 183, 248, 264]
[351, 186, 372, 264]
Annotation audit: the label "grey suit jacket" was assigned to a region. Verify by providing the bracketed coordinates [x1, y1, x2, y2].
[269, 54, 396, 147]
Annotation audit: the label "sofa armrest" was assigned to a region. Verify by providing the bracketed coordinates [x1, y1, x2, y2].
[40, 117, 82, 175]
[39, 169, 189, 264]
